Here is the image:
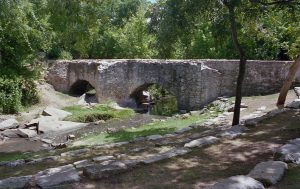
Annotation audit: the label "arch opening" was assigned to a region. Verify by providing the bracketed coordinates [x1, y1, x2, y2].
[129, 83, 178, 116]
[69, 80, 98, 103]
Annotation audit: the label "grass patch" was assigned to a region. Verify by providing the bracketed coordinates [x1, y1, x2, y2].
[63, 104, 135, 123]
[72, 111, 218, 147]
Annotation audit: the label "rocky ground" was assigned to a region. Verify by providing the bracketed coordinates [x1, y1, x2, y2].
[0, 85, 299, 189]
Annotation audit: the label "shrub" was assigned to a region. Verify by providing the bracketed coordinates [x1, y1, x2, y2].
[0, 78, 39, 114]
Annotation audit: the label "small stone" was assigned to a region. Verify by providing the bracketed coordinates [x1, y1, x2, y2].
[184, 136, 219, 148]
[206, 175, 265, 189]
[248, 161, 288, 186]
[67, 134, 76, 140]
[35, 164, 80, 188]
[0, 119, 19, 130]
[41, 139, 53, 144]
[0, 175, 32, 189]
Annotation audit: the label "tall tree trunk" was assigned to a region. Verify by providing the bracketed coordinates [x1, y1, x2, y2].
[277, 55, 300, 107]
[227, 4, 247, 126]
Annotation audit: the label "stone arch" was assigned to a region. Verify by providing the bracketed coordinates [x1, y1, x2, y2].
[69, 80, 98, 103]
[129, 83, 178, 115]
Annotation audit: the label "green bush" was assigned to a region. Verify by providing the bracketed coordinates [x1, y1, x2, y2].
[0, 78, 39, 114]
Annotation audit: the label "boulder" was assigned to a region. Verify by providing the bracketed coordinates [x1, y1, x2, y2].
[35, 164, 80, 188]
[0, 119, 19, 130]
[1, 129, 20, 138]
[206, 175, 265, 189]
[0, 159, 25, 167]
[0, 175, 32, 189]
[42, 107, 72, 120]
[184, 136, 219, 148]
[286, 99, 300, 109]
[276, 142, 300, 164]
[175, 127, 192, 134]
[146, 135, 163, 141]
[248, 161, 287, 186]
[83, 161, 128, 180]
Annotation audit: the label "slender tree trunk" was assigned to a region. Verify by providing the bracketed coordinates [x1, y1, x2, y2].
[277, 55, 300, 107]
[226, 4, 247, 126]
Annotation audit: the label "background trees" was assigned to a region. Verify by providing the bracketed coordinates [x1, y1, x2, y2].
[0, 0, 299, 114]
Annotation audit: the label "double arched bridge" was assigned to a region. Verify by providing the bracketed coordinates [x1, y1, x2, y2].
[46, 59, 299, 111]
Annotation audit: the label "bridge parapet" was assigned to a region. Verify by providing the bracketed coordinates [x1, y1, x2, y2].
[46, 59, 298, 110]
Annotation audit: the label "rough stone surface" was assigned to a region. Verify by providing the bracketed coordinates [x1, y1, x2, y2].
[0, 119, 19, 131]
[0, 175, 32, 189]
[35, 164, 80, 188]
[286, 99, 300, 109]
[248, 161, 287, 186]
[184, 136, 219, 148]
[42, 107, 72, 120]
[83, 161, 128, 180]
[206, 175, 265, 189]
[46, 60, 298, 111]
[142, 147, 191, 164]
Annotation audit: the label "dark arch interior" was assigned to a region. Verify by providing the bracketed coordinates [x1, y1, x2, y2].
[130, 83, 178, 116]
[69, 80, 98, 103]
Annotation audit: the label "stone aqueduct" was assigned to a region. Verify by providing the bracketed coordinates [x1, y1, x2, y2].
[46, 59, 299, 111]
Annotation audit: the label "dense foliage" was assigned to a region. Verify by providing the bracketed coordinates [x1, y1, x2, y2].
[0, 0, 299, 113]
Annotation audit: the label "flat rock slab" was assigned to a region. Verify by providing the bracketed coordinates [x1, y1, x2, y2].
[83, 161, 128, 180]
[73, 159, 93, 169]
[142, 147, 191, 164]
[0, 159, 25, 167]
[38, 116, 86, 134]
[0, 119, 19, 130]
[35, 164, 80, 188]
[0, 175, 32, 189]
[184, 136, 219, 148]
[206, 175, 265, 189]
[248, 161, 287, 186]
[17, 129, 37, 138]
[92, 155, 115, 162]
[42, 107, 72, 120]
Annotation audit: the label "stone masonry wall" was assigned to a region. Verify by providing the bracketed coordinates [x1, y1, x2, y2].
[46, 59, 299, 111]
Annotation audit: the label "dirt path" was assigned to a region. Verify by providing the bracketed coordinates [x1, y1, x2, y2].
[71, 109, 300, 189]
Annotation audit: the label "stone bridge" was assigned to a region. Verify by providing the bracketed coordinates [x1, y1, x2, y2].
[46, 59, 299, 111]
